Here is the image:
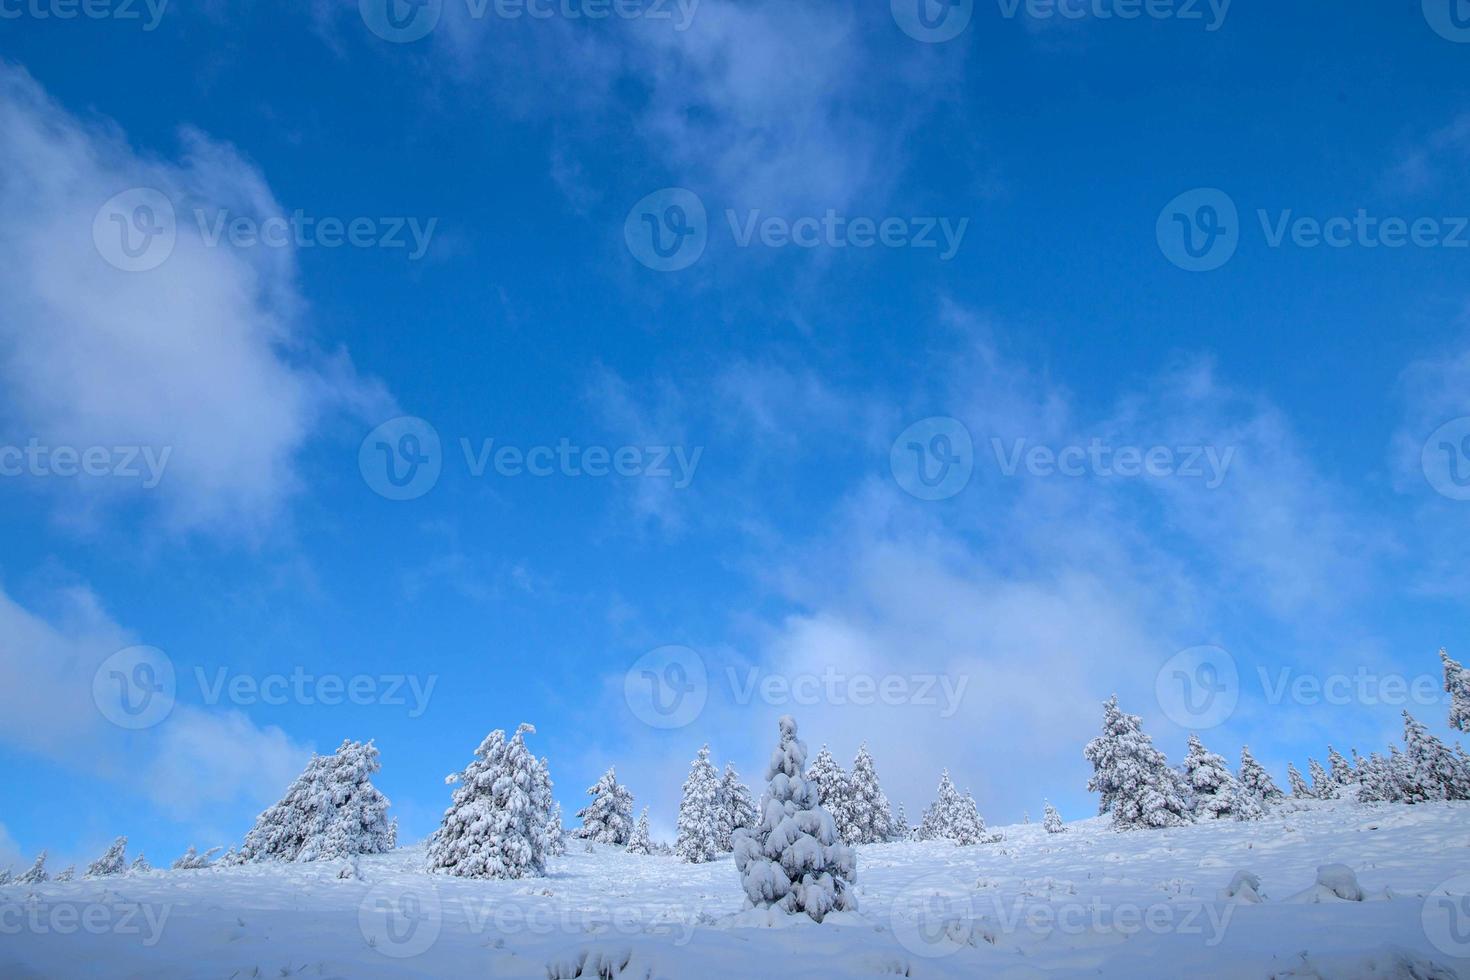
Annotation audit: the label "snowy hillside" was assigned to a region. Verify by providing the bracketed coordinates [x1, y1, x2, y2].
[5, 799, 1469, 978]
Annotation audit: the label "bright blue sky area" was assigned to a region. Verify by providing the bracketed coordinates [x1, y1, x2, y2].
[2, 0, 1470, 867]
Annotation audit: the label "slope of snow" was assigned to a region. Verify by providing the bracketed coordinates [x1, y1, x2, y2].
[3, 800, 1468, 978]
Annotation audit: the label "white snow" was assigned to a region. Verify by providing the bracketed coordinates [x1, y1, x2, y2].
[4, 798, 1470, 977]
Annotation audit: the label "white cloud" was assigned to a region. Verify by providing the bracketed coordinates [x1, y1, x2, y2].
[0, 63, 389, 539]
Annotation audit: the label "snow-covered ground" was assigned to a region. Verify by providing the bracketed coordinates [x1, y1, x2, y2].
[5, 800, 1470, 978]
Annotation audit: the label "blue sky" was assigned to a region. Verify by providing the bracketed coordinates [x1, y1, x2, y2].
[3, 0, 1470, 868]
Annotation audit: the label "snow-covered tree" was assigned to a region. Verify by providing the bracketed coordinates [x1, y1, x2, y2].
[85, 836, 128, 878]
[53, 866, 75, 882]
[1238, 746, 1282, 802]
[427, 723, 550, 879]
[0, 868, 10, 885]
[172, 845, 220, 869]
[1443, 648, 1470, 733]
[1287, 762, 1312, 798]
[17, 851, 48, 884]
[574, 768, 635, 845]
[717, 763, 757, 851]
[1307, 758, 1337, 799]
[891, 802, 911, 841]
[917, 771, 989, 844]
[1356, 752, 1403, 803]
[129, 855, 151, 874]
[1083, 695, 1192, 830]
[847, 744, 896, 844]
[1326, 746, 1356, 787]
[806, 745, 857, 844]
[675, 744, 723, 863]
[1183, 735, 1238, 819]
[534, 757, 566, 857]
[732, 715, 856, 922]
[1042, 800, 1065, 834]
[626, 808, 654, 855]
[239, 740, 396, 863]
[1402, 711, 1470, 802]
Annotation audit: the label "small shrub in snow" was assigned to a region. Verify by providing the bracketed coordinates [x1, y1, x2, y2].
[717, 764, 757, 851]
[1284, 864, 1365, 904]
[53, 866, 75, 882]
[1219, 870, 1264, 903]
[626, 808, 654, 855]
[18, 851, 48, 884]
[238, 740, 396, 863]
[675, 745, 722, 864]
[731, 715, 856, 922]
[85, 836, 128, 878]
[1238, 746, 1282, 803]
[1042, 800, 1065, 834]
[574, 768, 635, 845]
[1084, 695, 1192, 830]
[427, 723, 552, 879]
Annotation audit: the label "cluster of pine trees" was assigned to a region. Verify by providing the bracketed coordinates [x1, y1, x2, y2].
[1084, 647, 1470, 830]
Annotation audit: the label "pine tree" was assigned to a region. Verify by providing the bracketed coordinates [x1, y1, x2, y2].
[1042, 800, 1065, 834]
[847, 744, 896, 843]
[535, 757, 566, 857]
[917, 771, 989, 844]
[626, 808, 654, 855]
[1356, 752, 1400, 803]
[1083, 695, 1193, 830]
[85, 836, 128, 877]
[427, 723, 550, 879]
[1402, 711, 1470, 802]
[17, 851, 48, 884]
[53, 866, 75, 882]
[1184, 735, 1242, 819]
[732, 715, 856, 922]
[129, 855, 151, 874]
[1287, 762, 1312, 798]
[1238, 746, 1282, 802]
[1326, 746, 1356, 787]
[238, 740, 396, 863]
[0, 868, 11, 885]
[806, 746, 857, 844]
[1307, 758, 1337, 799]
[675, 744, 722, 863]
[717, 764, 757, 851]
[1443, 648, 1470, 733]
[574, 768, 635, 845]
[171, 845, 221, 869]
[891, 802, 911, 841]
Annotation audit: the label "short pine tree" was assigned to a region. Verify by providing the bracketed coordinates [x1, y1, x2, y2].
[1307, 758, 1337, 799]
[129, 855, 151, 874]
[891, 802, 911, 841]
[1184, 735, 1244, 819]
[1083, 696, 1192, 830]
[847, 744, 896, 843]
[535, 757, 566, 857]
[917, 771, 988, 844]
[717, 764, 758, 851]
[1287, 762, 1312, 798]
[626, 808, 654, 855]
[1442, 648, 1470, 733]
[675, 745, 723, 863]
[732, 715, 856, 922]
[1238, 746, 1282, 802]
[171, 845, 221, 869]
[85, 836, 128, 878]
[806, 746, 858, 844]
[238, 740, 396, 863]
[1402, 711, 1470, 802]
[53, 866, 75, 882]
[427, 723, 551, 879]
[18, 851, 48, 884]
[1326, 746, 1356, 787]
[574, 768, 635, 845]
[1042, 800, 1065, 834]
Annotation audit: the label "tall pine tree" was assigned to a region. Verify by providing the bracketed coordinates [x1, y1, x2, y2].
[675, 745, 722, 863]
[1083, 696, 1192, 830]
[427, 723, 551, 879]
